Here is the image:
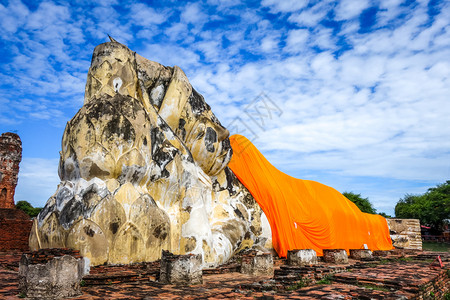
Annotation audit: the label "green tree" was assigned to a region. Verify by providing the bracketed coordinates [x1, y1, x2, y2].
[342, 192, 377, 214]
[15, 200, 42, 218]
[395, 181, 450, 232]
[378, 212, 391, 218]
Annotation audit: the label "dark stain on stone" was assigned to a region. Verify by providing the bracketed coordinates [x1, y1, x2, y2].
[110, 222, 120, 234]
[59, 198, 83, 230]
[150, 127, 165, 156]
[143, 137, 147, 146]
[225, 167, 236, 195]
[184, 237, 197, 253]
[153, 223, 168, 240]
[103, 114, 135, 143]
[250, 225, 260, 236]
[221, 222, 241, 247]
[89, 162, 110, 179]
[84, 95, 115, 121]
[188, 89, 210, 116]
[205, 127, 217, 152]
[152, 142, 178, 170]
[161, 169, 170, 178]
[38, 202, 56, 225]
[234, 208, 244, 220]
[178, 118, 186, 140]
[84, 225, 95, 237]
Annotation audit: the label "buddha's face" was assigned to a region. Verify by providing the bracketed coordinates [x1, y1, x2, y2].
[84, 41, 233, 177]
[184, 115, 232, 176]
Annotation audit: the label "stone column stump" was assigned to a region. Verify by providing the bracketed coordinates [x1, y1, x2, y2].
[159, 250, 203, 285]
[323, 249, 348, 264]
[349, 249, 373, 260]
[18, 248, 86, 299]
[287, 249, 318, 266]
[241, 252, 273, 276]
[372, 250, 392, 257]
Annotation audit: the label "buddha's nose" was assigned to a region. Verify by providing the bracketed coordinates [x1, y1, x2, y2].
[216, 125, 229, 142]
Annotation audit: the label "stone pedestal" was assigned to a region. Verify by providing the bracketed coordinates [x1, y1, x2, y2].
[18, 249, 86, 299]
[349, 249, 373, 260]
[323, 249, 348, 264]
[372, 250, 392, 257]
[241, 252, 273, 276]
[159, 250, 203, 285]
[287, 249, 318, 266]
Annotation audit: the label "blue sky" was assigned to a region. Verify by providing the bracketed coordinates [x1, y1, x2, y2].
[1, 0, 449, 216]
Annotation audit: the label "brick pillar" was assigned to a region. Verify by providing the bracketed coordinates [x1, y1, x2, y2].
[0, 132, 22, 209]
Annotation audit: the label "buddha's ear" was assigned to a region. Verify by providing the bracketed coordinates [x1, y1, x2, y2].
[158, 66, 192, 131]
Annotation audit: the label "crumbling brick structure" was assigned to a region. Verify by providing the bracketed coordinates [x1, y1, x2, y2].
[0, 132, 22, 209]
[0, 208, 32, 251]
[0, 132, 31, 251]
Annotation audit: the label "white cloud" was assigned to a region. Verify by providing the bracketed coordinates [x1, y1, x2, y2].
[334, 0, 370, 20]
[2, 0, 450, 215]
[284, 29, 309, 53]
[0, 0, 29, 35]
[261, 0, 309, 13]
[130, 3, 167, 25]
[141, 43, 201, 69]
[181, 2, 207, 25]
[260, 35, 280, 52]
[287, 2, 329, 27]
[15, 157, 60, 208]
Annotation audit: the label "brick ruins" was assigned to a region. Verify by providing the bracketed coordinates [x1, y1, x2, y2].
[388, 218, 423, 250]
[0, 132, 31, 252]
[0, 209, 32, 251]
[0, 132, 22, 209]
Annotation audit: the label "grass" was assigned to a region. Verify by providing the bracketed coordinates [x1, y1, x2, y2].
[397, 257, 413, 262]
[358, 283, 390, 292]
[287, 277, 310, 290]
[422, 242, 450, 252]
[316, 275, 333, 285]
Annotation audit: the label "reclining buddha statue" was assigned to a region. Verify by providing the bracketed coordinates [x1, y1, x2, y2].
[30, 38, 392, 266]
[29, 39, 272, 266]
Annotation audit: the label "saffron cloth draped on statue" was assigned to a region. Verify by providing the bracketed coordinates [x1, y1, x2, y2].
[228, 135, 393, 257]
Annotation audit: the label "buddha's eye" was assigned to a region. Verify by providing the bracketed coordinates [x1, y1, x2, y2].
[195, 123, 206, 140]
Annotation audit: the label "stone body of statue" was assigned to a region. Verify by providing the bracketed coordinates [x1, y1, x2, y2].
[30, 39, 272, 266]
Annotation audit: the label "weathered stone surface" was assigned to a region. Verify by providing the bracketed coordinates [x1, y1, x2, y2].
[372, 250, 392, 257]
[349, 249, 373, 260]
[323, 249, 348, 264]
[19, 250, 84, 299]
[31, 40, 272, 267]
[0, 132, 22, 209]
[388, 218, 422, 250]
[287, 249, 318, 266]
[159, 250, 203, 285]
[241, 252, 274, 276]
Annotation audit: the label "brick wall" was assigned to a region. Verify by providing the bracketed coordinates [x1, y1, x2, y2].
[387, 218, 422, 250]
[0, 132, 22, 209]
[0, 209, 32, 251]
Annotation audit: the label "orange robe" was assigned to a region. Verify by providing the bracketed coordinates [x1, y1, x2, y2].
[228, 134, 393, 257]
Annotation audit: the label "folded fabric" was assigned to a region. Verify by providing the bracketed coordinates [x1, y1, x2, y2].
[228, 134, 393, 257]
